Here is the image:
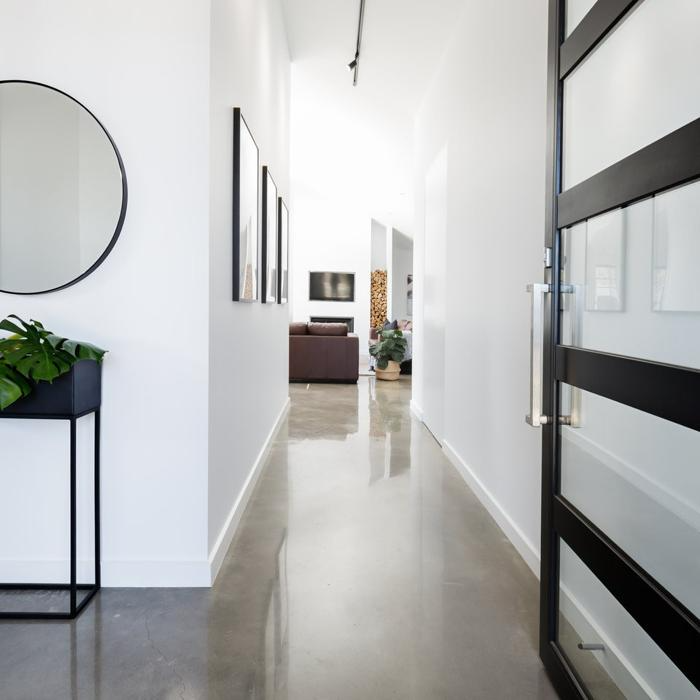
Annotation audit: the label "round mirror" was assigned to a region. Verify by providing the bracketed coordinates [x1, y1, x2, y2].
[0, 81, 127, 294]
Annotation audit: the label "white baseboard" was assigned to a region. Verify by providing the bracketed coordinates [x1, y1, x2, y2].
[1, 398, 291, 589]
[409, 399, 424, 422]
[442, 439, 540, 578]
[0, 560, 97, 583]
[103, 560, 211, 587]
[0, 559, 212, 588]
[208, 397, 291, 584]
[442, 439, 656, 696]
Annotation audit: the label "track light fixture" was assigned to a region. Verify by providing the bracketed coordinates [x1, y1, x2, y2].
[349, 0, 366, 86]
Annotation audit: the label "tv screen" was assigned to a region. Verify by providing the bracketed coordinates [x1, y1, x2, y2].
[309, 272, 355, 302]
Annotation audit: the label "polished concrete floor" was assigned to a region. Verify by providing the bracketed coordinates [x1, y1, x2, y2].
[0, 378, 557, 699]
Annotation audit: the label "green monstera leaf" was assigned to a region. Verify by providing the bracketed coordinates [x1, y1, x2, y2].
[0, 315, 106, 409]
[0, 362, 32, 410]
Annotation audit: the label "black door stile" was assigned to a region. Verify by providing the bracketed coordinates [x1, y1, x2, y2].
[539, 0, 582, 695]
[540, 0, 700, 696]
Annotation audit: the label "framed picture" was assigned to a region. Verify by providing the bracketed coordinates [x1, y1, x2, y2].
[407, 274, 413, 316]
[277, 197, 289, 304]
[584, 208, 625, 312]
[232, 108, 259, 302]
[261, 167, 278, 303]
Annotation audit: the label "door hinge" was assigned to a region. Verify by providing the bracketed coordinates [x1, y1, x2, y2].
[544, 247, 553, 268]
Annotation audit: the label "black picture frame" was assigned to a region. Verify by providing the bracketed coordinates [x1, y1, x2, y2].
[0, 80, 128, 296]
[232, 108, 259, 302]
[277, 198, 289, 305]
[261, 167, 278, 304]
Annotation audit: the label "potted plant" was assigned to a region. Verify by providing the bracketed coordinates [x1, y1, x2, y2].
[370, 328, 408, 381]
[0, 315, 106, 413]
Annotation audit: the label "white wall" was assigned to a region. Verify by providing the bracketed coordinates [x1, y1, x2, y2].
[289, 56, 406, 355]
[413, 2, 698, 695]
[371, 219, 388, 270]
[290, 183, 370, 350]
[413, 0, 548, 577]
[208, 0, 291, 576]
[0, 0, 212, 585]
[390, 230, 413, 322]
[0, 0, 292, 588]
[419, 148, 447, 442]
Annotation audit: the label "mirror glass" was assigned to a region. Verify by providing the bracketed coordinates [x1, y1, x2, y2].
[0, 81, 126, 294]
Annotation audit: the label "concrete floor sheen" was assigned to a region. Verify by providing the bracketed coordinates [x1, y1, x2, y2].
[0, 378, 557, 699]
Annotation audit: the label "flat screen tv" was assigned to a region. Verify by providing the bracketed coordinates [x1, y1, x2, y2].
[309, 271, 355, 302]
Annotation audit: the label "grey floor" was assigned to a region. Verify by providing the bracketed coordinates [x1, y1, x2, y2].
[0, 378, 558, 699]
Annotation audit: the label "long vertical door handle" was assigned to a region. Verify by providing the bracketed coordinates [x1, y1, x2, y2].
[526, 283, 550, 427]
[566, 283, 584, 428]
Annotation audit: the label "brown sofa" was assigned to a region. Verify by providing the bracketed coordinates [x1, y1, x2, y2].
[289, 322, 359, 383]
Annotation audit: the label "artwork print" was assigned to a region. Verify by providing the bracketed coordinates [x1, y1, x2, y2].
[278, 198, 289, 304]
[233, 108, 259, 302]
[262, 167, 278, 304]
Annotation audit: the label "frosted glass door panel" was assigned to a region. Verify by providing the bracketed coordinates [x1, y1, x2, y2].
[561, 387, 700, 619]
[563, 0, 700, 188]
[565, 0, 596, 37]
[561, 181, 700, 370]
[653, 182, 700, 312]
[558, 542, 700, 700]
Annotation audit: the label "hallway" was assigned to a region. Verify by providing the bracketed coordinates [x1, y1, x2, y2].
[0, 378, 556, 699]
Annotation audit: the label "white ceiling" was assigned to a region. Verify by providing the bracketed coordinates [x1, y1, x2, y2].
[282, 0, 466, 233]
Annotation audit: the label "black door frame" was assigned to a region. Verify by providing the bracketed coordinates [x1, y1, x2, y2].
[540, 1, 700, 697]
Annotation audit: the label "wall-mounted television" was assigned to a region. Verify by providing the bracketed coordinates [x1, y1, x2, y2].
[309, 271, 355, 302]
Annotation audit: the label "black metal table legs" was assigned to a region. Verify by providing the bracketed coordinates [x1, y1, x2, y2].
[0, 409, 101, 620]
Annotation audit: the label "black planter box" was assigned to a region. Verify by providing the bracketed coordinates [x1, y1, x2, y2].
[0, 360, 102, 418]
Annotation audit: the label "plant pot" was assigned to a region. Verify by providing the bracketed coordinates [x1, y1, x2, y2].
[0, 360, 102, 417]
[375, 360, 401, 381]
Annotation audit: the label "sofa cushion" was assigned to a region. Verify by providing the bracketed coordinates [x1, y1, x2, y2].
[308, 322, 348, 337]
[289, 322, 309, 335]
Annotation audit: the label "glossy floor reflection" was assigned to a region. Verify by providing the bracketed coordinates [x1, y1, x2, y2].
[0, 378, 557, 699]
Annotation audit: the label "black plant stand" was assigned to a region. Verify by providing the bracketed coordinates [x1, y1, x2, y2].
[0, 361, 102, 620]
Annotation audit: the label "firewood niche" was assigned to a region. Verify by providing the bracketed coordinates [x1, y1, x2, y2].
[370, 269, 388, 329]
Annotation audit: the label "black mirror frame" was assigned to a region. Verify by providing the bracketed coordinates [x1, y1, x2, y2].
[0, 79, 128, 296]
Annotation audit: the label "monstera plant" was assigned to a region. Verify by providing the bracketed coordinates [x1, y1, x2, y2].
[0, 315, 106, 410]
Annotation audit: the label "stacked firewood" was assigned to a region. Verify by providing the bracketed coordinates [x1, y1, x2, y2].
[370, 269, 388, 329]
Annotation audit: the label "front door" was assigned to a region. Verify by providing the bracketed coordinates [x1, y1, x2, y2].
[533, 1, 700, 697]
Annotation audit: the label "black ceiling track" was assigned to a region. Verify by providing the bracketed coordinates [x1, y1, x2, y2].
[351, 0, 366, 86]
